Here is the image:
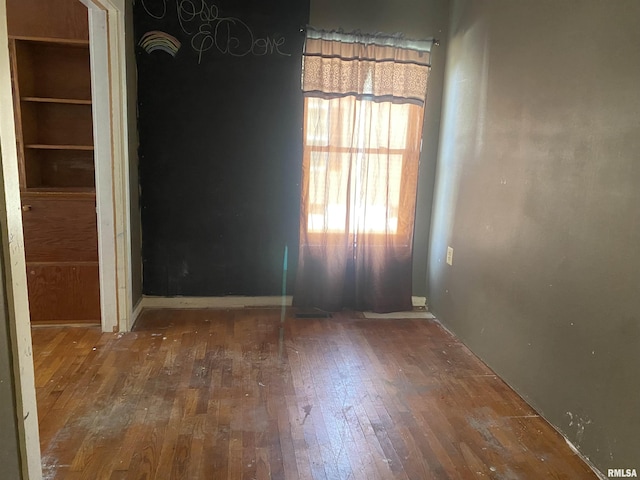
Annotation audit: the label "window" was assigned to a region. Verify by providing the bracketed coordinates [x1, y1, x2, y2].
[303, 96, 423, 239]
[294, 27, 431, 312]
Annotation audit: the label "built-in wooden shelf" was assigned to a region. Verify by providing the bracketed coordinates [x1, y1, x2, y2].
[9, 34, 89, 46]
[22, 96, 91, 105]
[9, 0, 100, 325]
[26, 261, 99, 267]
[24, 187, 95, 196]
[25, 144, 94, 151]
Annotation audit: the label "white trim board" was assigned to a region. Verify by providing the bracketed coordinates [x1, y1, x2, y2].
[140, 295, 294, 310]
[138, 295, 428, 311]
[363, 311, 435, 319]
[132, 296, 145, 322]
[0, 2, 42, 477]
[81, 0, 134, 332]
[87, 6, 119, 333]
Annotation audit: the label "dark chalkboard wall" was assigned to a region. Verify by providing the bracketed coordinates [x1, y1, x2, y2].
[134, 0, 309, 296]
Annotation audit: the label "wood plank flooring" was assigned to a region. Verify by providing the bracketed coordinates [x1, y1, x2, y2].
[31, 308, 598, 479]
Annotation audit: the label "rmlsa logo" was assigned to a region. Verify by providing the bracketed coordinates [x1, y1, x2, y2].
[609, 469, 638, 478]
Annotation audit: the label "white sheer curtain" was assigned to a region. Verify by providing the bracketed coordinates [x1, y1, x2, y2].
[294, 29, 432, 312]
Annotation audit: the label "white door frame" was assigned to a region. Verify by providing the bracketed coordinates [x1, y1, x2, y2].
[0, 0, 132, 477]
[0, 3, 41, 473]
[80, 0, 133, 334]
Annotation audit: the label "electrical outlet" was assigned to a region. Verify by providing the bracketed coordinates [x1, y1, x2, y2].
[446, 246, 454, 266]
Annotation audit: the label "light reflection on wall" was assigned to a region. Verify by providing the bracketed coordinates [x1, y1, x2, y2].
[429, 18, 490, 288]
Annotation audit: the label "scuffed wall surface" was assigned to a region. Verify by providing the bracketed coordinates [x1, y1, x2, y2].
[0, 243, 22, 478]
[429, 0, 640, 472]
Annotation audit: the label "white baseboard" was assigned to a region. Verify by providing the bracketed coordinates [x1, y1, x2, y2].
[139, 295, 293, 310]
[136, 295, 426, 312]
[132, 297, 145, 323]
[363, 311, 435, 319]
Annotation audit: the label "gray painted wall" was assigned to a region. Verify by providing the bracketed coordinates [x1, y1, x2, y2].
[429, 0, 640, 473]
[310, 0, 450, 298]
[0, 225, 22, 478]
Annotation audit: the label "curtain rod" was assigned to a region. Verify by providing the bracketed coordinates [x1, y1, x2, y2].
[300, 26, 440, 47]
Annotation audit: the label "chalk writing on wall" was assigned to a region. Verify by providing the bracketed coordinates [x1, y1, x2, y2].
[139, 0, 291, 63]
[139, 30, 182, 57]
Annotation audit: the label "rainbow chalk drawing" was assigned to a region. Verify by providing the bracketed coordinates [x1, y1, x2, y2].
[139, 31, 181, 57]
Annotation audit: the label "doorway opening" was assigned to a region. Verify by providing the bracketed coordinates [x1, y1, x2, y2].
[0, 0, 133, 476]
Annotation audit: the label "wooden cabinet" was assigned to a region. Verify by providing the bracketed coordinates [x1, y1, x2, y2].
[7, 0, 100, 325]
[21, 194, 98, 262]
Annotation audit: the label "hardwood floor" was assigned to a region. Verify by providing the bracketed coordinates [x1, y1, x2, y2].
[31, 309, 598, 479]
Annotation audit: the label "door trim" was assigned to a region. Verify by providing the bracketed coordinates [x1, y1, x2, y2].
[81, 0, 133, 333]
[86, 4, 119, 332]
[0, 0, 132, 477]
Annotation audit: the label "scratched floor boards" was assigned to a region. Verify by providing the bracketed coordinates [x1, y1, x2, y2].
[31, 309, 598, 479]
